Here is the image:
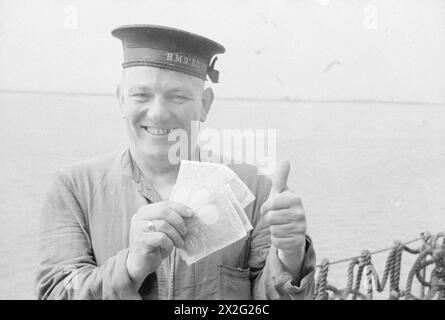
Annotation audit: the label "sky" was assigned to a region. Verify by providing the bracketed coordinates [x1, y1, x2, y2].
[0, 0, 444, 103]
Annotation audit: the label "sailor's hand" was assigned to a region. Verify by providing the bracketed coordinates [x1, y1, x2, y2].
[126, 201, 194, 288]
[261, 161, 307, 276]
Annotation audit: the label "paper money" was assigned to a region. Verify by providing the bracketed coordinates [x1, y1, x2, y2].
[220, 167, 256, 209]
[170, 160, 255, 264]
[173, 161, 255, 208]
[175, 187, 248, 264]
[223, 184, 253, 233]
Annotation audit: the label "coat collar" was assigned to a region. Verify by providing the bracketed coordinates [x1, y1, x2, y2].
[120, 148, 162, 202]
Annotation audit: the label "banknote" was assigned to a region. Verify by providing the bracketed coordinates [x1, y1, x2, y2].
[170, 160, 256, 264]
[175, 187, 248, 264]
[219, 166, 256, 209]
[218, 184, 252, 233]
[173, 160, 255, 208]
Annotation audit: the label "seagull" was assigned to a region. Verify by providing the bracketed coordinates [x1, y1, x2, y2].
[323, 60, 342, 73]
[256, 12, 278, 28]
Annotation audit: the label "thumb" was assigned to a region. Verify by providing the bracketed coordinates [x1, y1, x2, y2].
[270, 161, 290, 195]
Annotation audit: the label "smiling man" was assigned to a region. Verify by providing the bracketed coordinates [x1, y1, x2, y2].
[35, 25, 316, 300]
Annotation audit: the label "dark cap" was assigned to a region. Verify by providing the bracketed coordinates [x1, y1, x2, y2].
[111, 24, 225, 83]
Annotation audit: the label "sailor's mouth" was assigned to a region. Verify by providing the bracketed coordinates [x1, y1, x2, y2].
[141, 126, 179, 136]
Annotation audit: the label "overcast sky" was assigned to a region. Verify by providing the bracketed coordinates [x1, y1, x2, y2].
[0, 0, 444, 103]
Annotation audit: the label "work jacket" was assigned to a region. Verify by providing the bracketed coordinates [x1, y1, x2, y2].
[35, 148, 316, 299]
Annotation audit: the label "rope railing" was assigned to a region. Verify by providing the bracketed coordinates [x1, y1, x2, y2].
[313, 231, 445, 300]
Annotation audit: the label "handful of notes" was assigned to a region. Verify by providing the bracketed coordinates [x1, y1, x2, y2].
[170, 161, 255, 265]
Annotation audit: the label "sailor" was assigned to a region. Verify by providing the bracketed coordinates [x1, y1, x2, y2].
[35, 24, 316, 299]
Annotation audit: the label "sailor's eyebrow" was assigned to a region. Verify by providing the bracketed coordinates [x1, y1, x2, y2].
[165, 87, 195, 95]
[127, 85, 152, 92]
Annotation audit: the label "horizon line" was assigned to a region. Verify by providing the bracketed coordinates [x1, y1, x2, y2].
[0, 89, 444, 106]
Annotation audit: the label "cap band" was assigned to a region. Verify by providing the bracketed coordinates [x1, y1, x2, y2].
[123, 47, 209, 80]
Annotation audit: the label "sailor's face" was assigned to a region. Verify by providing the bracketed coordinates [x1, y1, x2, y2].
[118, 66, 212, 162]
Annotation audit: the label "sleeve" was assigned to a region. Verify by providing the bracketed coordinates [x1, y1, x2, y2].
[35, 172, 142, 300]
[247, 174, 316, 300]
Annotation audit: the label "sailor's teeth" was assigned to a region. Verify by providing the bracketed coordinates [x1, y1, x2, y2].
[146, 127, 173, 135]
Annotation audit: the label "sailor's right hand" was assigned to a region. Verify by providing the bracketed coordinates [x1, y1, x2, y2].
[126, 201, 194, 288]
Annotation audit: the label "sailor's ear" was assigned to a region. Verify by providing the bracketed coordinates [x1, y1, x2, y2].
[116, 84, 123, 105]
[200, 87, 214, 122]
[116, 84, 126, 118]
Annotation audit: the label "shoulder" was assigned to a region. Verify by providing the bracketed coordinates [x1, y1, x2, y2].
[54, 149, 125, 189]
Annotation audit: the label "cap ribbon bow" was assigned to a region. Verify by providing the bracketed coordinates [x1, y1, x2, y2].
[207, 57, 220, 83]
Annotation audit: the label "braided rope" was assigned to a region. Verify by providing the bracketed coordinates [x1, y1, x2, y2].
[314, 258, 330, 300]
[378, 247, 395, 291]
[314, 231, 445, 300]
[389, 242, 402, 299]
[343, 258, 358, 299]
[351, 266, 363, 299]
[363, 251, 373, 300]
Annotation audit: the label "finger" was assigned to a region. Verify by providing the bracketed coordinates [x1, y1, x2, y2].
[270, 223, 307, 237]
[143, 232, 174, 255]
[270, 161, 290, 195]
[167, 201, 195, 218]
[263, 208, 305, 226]
[163, 209, 189, 237]
[137, 205, 188, 236]
[261, 192, 303, 214]
[150, 220, 185, 248]
[136, 201, 194, 219]
[271, 234, 306, 251]
[157, 233, 174, 258]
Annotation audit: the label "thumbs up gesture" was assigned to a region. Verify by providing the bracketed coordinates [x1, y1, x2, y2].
[261, 161, 307, 271]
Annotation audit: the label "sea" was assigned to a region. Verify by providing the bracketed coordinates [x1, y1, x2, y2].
[0, 92, 444, 299]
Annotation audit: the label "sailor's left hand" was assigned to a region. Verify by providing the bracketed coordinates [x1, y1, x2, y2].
[261, 161, 306, 270]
